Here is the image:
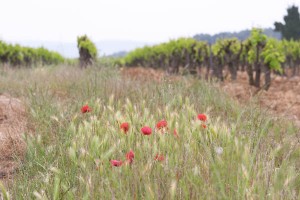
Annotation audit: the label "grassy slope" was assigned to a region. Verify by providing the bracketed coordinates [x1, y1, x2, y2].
[0, 65, 299, 199]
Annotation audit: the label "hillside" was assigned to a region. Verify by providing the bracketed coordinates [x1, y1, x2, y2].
[193, 28, 281, 43]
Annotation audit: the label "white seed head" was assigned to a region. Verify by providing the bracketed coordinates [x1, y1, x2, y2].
[215, 146, 223, 155]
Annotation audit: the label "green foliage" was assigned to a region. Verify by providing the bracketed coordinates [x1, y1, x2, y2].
[123, 29, 288, 75]
[122, 27, 300, 86]
[77, 35, 97, 59]
[0, 181, 10, 200]
[212, 39, 226, 64]
[261, 38, 285, 72]
[212, 38, 241, 63]
[247, 28, 267, 64]
[123, 38, 209, 68]
[282, 39, 300, 62]
[244, 29, 285, 72]
[77, 35, 97, 67]
[212, 38, 240, 56]
[193, 41, 209, 63]
[36, 47, 64, 65]
[0, 40, 64, 66]
[0, 41, 9, 63]
[249, 28, 267, 47]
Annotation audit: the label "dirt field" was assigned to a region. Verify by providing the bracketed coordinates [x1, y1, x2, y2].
[0, 95, 27, 180]
[221, 71, 300, 127]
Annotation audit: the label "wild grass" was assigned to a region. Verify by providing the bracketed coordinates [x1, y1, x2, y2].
[0, 65, 299, 199]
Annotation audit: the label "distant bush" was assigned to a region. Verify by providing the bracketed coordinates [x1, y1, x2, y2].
[77, 35, 97, 68]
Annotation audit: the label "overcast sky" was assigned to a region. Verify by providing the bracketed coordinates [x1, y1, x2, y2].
[0, 0, 298, 43]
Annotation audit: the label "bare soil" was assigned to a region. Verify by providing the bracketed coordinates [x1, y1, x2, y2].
[221, 71, 300, 127]
[120, 67, 166, 82]
[0, 94, 27, 180]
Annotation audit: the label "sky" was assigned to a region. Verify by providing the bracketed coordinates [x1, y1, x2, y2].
[0, 0, 298, 44]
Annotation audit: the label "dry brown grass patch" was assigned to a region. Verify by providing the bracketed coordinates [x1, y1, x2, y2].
[0, 94, 27, 179]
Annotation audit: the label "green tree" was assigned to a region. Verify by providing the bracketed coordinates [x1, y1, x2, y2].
[274, 5, 300, 40]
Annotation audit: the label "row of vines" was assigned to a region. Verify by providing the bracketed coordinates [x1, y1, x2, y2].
[0, 40, 64, 66]
[123, 28, 300, 90]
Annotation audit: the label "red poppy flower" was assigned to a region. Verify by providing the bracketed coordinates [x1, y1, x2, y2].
[110, 160, 123, 167]
[126, 150, 134, 164]
[156, 120, 167, 130]
[81, 105, 91, 113]
[141, 126, 152, 135]
[201, 124, 207, 129]
[197, 114, 207, 122]
[120, 122, 129, 133]
[154, 154, 165, 161]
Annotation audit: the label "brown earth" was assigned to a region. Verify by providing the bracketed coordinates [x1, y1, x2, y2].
[0, 94, 27, 180]
[120, 67, 166, 82]
[221, 71, 300, 127]
[122, 67, 300, 127]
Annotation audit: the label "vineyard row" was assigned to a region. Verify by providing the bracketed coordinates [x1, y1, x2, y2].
[122, 28, 299, 90]
[0, 40, 64, 66]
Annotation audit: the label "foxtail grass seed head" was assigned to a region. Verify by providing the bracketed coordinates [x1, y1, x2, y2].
[215, 147, 223, 155]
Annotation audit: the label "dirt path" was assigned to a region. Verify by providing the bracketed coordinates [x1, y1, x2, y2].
[0, 95, 27, 180]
